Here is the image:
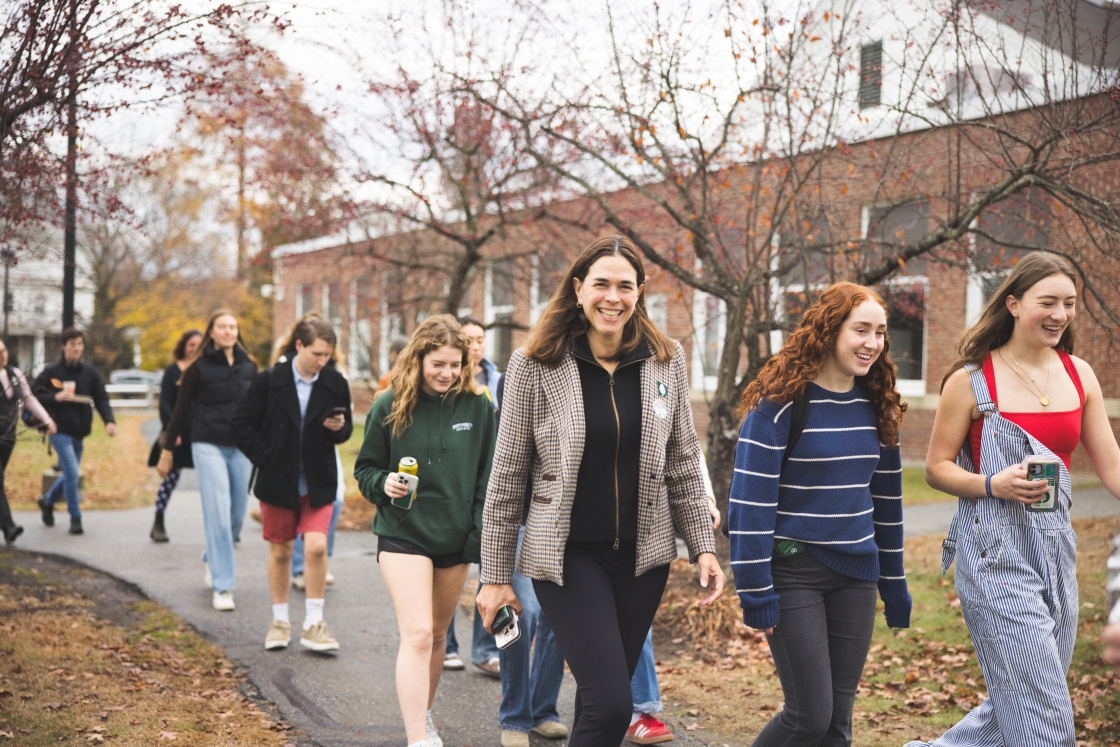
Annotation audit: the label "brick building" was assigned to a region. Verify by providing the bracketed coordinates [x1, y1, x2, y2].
[273, 5, 1120, 475]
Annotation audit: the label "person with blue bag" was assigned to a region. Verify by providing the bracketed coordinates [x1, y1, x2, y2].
[911, 252, 1120, 747]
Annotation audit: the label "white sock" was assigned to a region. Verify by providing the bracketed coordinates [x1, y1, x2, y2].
[272, 603, 289, 624]
[304, 598, 324, 630]
[630, 712, 641, 726]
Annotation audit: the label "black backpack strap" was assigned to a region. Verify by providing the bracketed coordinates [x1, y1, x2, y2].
[722, 387, 810, 538]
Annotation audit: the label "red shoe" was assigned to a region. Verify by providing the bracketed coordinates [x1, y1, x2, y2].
[627, 714, 674, 744]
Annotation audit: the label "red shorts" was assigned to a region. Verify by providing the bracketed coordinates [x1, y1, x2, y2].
[259, 496, 334, 543]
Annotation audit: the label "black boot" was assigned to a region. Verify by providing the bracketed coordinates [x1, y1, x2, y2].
[69, 518, 83, 535]
[38, 497, 54, 527]
[150, 511, 168, 543]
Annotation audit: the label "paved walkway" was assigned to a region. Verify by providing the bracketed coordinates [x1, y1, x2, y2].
[15, 425, 1119, 747]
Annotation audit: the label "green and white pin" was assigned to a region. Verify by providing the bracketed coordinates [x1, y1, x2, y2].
[656, 381, 669, 397]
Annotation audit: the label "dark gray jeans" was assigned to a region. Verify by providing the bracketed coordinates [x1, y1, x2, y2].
[753, 551, 877, 747]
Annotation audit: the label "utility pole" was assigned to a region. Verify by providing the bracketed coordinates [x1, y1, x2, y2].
[1, 247, 14, 340]
[62, 0, 78, 331]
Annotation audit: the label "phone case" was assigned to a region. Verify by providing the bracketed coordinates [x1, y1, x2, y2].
[390, 473, 419, 510]
[494, 613, 521, 649]
[1023, 457, 1060, 512]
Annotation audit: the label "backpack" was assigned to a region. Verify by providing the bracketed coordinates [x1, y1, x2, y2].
[721, 387, 810, 538]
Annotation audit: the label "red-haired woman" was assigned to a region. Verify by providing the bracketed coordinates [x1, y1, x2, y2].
[728, 282, 911, 747]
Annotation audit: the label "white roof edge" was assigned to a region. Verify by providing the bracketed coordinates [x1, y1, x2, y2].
[272, 225, 367, 259]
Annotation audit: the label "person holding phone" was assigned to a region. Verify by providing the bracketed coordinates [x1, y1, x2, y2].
[909, 252, 1120, 747]
[354, 314, 496, 747]
[730, 283, 911, 747]
[477, 236, 724, 747]
[231, 316, 352, 651]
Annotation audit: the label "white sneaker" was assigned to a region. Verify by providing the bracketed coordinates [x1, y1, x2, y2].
[203, 562, 213, 589]
[443, 652, 464, 670]
[212, 591, 235, 611]
[291, 573, 306, 591]
[325, 569, 335, 586]
[425, 711, 442, 747]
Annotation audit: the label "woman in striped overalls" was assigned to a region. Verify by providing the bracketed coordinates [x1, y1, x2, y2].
[912, 252, 1120, 747]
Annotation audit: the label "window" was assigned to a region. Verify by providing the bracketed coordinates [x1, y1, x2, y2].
[379, 274, 405, 377]
[646, 292, 667, 332]
[297, 283, 314, 318]
[531, 251, 568, 323]
[692, 290, 726, 390]
[349, 278, 373, 379]
[880, 279, 928, 393]
[859, 41, 883, 109]
[486, 261, 516, 368]
[966, 192, 1050, 323]
[324, 282, 343, 325]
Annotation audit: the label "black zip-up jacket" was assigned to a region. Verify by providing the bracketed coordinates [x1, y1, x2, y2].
[567, 335, 650, 544]
[164, 344, 257, 448]
[230, 358, 353, 509]
[148, 362, 193, 470]
[32, 357, 114, 438]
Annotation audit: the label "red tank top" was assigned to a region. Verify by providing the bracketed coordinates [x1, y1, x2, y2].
[969, 350, 1084, 471]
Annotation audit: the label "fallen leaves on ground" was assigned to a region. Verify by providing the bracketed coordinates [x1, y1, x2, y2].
[651, 517, 1120, 746]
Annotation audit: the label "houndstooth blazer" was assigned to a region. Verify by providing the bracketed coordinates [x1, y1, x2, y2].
[481, 341, 716, 585]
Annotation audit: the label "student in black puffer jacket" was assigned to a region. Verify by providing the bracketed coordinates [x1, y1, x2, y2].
[160, 310, 257, 612]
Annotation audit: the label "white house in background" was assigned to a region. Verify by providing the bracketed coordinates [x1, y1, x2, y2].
[4, 229, 95, 376]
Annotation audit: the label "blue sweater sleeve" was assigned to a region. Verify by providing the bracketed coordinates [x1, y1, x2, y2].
[871, 443, 911, 628]
[728, 401, 787, 630]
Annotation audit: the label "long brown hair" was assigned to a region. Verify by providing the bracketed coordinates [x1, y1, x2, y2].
[524, 236, 676, 365]
[180, 309, 257, 382]
[739, 282, 907, 447]
[940, 252, 1076, 390]
[172, 329, 202, 361]
[384, 314, 477, 439]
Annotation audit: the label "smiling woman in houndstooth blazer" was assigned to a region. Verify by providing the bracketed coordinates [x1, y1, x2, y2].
[477, 235, 725, 747]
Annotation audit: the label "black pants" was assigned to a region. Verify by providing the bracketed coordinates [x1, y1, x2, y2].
[533, 540, 669, 747]
[0, 440, 15, 532]
[754, 551, 877, 747]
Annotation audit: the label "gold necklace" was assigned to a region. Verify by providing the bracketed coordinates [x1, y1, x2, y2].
[1003, 347, 1052, 407]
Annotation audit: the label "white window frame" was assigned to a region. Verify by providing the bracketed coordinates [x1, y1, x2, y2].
[378, 275, 403, 376]
[484, 263, 515, 362]
[529, 255, 544, 324]
[348, 279, 371, 380]
[646, 292, 667, 332]
[880, 275, 929, 397]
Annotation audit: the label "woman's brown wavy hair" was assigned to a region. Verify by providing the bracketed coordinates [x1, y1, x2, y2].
[738, 282, 908, 447]
[384, 314, 477, 439]
[524, 235, 676, 365]
[940, 251, 1076, 391]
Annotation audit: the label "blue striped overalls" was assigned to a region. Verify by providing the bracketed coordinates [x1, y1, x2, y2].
[934, 364, 1079, 747]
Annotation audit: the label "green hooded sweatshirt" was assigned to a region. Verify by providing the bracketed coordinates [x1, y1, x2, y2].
[355, 387, 496, 563]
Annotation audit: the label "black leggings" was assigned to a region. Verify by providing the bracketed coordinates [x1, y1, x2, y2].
[533, 540, 669, 747]
[0, 440, 14, 532]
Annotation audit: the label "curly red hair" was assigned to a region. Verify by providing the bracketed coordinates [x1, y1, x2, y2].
[738, 282, 908, 447]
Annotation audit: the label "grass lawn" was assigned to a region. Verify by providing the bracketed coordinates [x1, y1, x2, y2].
[7, 415, 159, 511]
[653, 515, 1120, 746]
[0, 549, 295, 745]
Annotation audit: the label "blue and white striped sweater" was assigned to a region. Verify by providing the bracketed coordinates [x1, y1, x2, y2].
[728, 383, 911, 630]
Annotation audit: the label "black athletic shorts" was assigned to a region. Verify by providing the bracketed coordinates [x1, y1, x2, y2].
[376, 535, 464, 569]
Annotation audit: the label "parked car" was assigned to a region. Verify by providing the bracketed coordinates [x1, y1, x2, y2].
[110, 369, 163, 387]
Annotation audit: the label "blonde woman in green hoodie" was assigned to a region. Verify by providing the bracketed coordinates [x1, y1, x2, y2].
[355, 314, 497, 747]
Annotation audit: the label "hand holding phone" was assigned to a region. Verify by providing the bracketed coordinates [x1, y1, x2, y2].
[492, 605, 521, 649]
[323, 406, 347, 432]
[389, 472, 419, 510]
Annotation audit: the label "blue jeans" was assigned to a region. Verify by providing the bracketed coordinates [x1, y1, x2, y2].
[498, 528, 565, 732]
[446, 587, 501, 663]
[631, 628, 662, 714]
[291, 496, 343, 576]
[192, 443, 252, 593]
[45, 433, 84, 520]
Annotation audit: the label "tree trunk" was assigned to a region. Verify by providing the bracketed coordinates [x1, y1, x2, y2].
[705, 296, 748, 560]
[442, 243, 481, 314]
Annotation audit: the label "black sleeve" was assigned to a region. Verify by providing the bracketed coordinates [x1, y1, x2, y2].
[159, 365, 178, 428]
[31, 367, 56, 406]
[163, 365, 200, 448]
[230, 369, 274, 468]
[91, 369, 114, 425]
[495, 373, 506, 427]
